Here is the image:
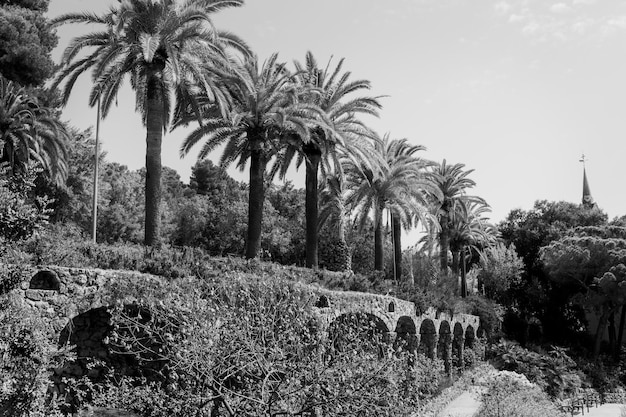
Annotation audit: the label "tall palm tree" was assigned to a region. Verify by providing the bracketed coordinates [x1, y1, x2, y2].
[278, 52, 382, 268]
[0, 76, 69, 184]
[448, 200, 496, 297]
[346, 134, 438, 277]
[430, 159, 484, 272]
[318, 173, 351, 270]
[179, 53, 325, 259]
[51, 0, 248, 246]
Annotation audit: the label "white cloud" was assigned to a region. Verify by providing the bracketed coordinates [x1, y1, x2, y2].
[607, 16, 626, 30]
[550, 3, 571, 14]
[573, 0, 596, 5]
[494, 1, 511, 14]
[509, 14, 525, 23]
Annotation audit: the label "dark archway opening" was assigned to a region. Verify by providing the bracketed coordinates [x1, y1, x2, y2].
[315, 295, 330, 308]
[418, 319, 437, 359]
[55, 305, 167, 414]
[29, 270, 60, 291]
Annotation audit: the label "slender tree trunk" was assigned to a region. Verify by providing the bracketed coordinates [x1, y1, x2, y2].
[245, 137, 266, 259]
[460, 247, 467, 298]
[616, 305, 626, 362]
[144, 76, 163, 247]
[374, 206, 384, 271]
[451, 250, 460, 276]
[439, 212, 449, 272]
[594, 310, 610, 360]
[392, 213, 402, 283]
[609, 312, 617, 358]
[304, 145, 321, 268]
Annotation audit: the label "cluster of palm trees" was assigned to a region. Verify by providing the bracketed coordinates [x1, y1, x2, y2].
[14, 0, 496, 289]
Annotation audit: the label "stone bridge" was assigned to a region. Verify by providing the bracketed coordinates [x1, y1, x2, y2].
[4, 263, 481, 376]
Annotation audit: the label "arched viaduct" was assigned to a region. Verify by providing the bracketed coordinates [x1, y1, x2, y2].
[4, 264, 481, 377]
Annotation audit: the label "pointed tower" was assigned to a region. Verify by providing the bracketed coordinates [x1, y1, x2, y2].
[580, 154, 597, 209]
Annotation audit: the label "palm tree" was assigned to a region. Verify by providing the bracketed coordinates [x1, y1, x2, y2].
[346, 134, 438, 278]
[278, 52, 382, 268]
[51, 0, 248, 246]
[318, 173, 350, 270]
[430, 159, 484, 272]
[448, 200, 496, 297]
[180, 53, 325, 259]
[0, 76, 69, 184]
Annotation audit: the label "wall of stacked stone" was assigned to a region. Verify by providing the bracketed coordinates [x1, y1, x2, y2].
[4, 263, 481, 381]
[7, 264, 165, 336]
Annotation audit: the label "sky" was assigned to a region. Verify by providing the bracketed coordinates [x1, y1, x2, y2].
[46, 0, 626, 243]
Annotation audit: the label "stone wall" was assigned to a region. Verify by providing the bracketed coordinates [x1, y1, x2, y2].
[4, 263, 482, 384]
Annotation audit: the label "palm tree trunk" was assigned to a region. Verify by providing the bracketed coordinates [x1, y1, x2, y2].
[144, 78, 163, 247]
[245, 138, 266, 259]
[392, 213, 402, 282]
[460, 246, 467, 298]
[374, 206, 384, 271]
[304, 145, 321, 268]
[439, 213, 449, 272]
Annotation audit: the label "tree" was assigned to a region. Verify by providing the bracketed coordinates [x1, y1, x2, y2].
[180, 53, 322, 259]
[346, 135, 437, 277]
[0, 75, 69, 184]
[0, 0, 57, 86]
[541, 226, 626, 358]
[52, 0, 248, 246]
[279, 52, 381, 268]
[477, 242, 524, 302]
[430, 160, 484, 272]
[448, 200, 496, 297]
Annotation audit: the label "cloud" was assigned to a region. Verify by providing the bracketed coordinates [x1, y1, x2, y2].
[550, 3, 571, 14]
[494, 1, 511, 14]
[494, 0, 626, 42]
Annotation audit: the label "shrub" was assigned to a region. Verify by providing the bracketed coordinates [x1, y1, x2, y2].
[479, 370, 566, 417]
[488, 341, 583, 398]
[0, 294, 73, 416]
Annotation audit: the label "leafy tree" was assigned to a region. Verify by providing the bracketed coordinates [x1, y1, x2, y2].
[0, 0, 57, 86]
[0, 75, 69, 184]
[52, 0, 248, 246]
[0, 171, 49, 242]
[189, 159, 237, 197]
[280, 52, 381, 268]
[477, 242, 524, 302]
[180, 53, 321, 259]
[541, 226, 626, 358]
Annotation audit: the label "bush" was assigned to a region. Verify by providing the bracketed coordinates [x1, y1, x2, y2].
[488, 341, 583, 398]
[479, 370, 566, 417]
[0, 294, 73, 416]
[51, 274, 433, 416]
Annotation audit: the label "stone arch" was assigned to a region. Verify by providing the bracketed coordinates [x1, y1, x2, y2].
[315, 295, 330, 308]
[55, 304, 168, 412]
[418, 319, 437, 359]
[328, 312, 390, 356]
[464, 325, 476, 349]
[437, 321, 452, 374]
[29, 270, 60, 291]
[394, 316, 417, 352]
[452, 322, 464, 368]
[388, 301, 395, 313]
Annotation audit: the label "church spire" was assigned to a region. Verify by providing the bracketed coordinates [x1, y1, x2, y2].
[580, 154, 596, 208]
